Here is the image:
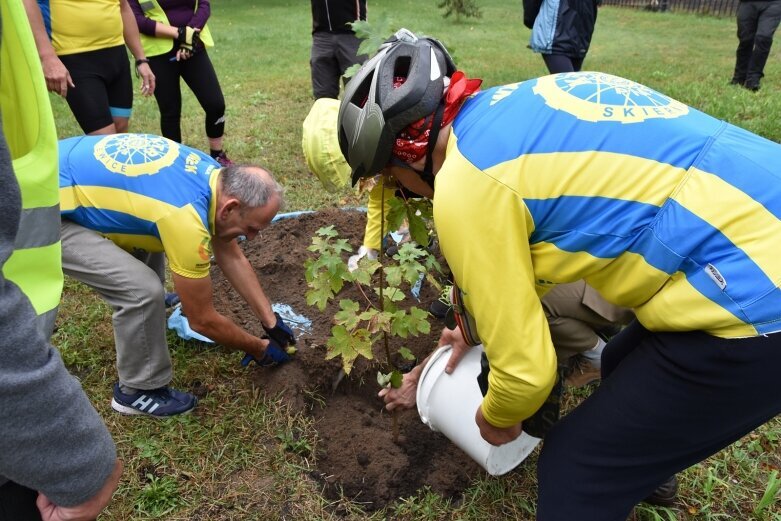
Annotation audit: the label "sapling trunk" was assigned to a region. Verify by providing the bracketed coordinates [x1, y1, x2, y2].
[379, 176, 399, 441]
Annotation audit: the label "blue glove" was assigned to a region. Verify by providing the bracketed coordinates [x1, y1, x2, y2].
[241, 339, 291, 367]
[263, 312, 297, 347]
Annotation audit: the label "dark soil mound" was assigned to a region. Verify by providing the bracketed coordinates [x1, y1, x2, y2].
[211, 208, 480, 511]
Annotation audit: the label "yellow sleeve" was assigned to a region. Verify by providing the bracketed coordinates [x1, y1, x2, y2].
[433, 149, 557, 428]
[362, 178, 397, 250]
[156, 205, 212, 279]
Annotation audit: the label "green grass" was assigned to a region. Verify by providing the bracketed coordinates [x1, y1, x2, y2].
[49, 1, 781, 519]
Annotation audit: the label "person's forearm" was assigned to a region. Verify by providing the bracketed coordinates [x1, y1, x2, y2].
[154, 22, 179, 39]
[120, 0, 147, 60]
[214, 243, 276, 328]
[190, 0, 211, 29]
[21, 0, 57, 61]
[187, 309, 267, 357]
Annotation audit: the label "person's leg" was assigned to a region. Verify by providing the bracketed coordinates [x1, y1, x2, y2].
[542, 53, 576, 74]
[311, 32, 341, 99]
[58, 50, 116, 134]
[148, 52, 183, 143]
[60, 220, 172, 391]
[745, 1, 781, 89]
[335, 32, 366, 83]
[571, 57, 584, 72]
[180, 50, 227, 156]
[536, 325, 781, 521]
[101, 45, 133, 133]
[733, 2, 759, 84]
[542, 281, 613, 360]
[0, 481, 41, 521]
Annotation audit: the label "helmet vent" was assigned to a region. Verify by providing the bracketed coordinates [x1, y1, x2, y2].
[392, 56, 412, 85]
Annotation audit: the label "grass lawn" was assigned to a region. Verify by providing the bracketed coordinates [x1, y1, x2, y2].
[49, 0, 780, 519]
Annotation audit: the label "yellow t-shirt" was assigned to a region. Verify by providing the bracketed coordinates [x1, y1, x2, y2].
[43, 0, 124, 55]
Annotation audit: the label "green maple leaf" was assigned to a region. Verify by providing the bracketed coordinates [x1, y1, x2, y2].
[407, 307, 432, 335]
[385, 197, 408, 235]
[334, 300, 361, 329]
[306, 275, 334, 311]
[398, 347, 416, 361]
[326, 325, 374, 374]
[375, 286, 405, 302]
[384, 265, 402, 287]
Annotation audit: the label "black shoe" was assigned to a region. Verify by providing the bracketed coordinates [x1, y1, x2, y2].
[729, 77, 744, 86]
[642, 475, 678, 507]
[744, 81, 760, 92]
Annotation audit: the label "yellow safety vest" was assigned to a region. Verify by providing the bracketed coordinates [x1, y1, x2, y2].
[0, 0, 62, 337]
[139, 0, 214, 57]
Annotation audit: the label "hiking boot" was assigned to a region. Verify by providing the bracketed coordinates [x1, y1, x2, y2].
[642, 475, 678, 507]
[111, 383, 197, 417]
[563, 355, 601, 388]
[214, 150, 233, 167]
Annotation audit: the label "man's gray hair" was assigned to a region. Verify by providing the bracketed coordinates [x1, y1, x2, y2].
[219, 164, 285, 210]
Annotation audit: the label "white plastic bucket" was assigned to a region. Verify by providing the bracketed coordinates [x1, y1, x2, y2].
[416, 344, 541, 476]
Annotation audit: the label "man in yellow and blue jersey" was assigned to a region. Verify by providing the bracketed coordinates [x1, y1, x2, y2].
[59, 133, 296, 418]
[340, 30, 781, 519]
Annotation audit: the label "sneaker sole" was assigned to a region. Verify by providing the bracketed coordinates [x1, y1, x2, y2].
[111, 398, 195, 418]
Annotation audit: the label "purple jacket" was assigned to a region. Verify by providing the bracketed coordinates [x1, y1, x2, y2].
[129, 0, 211, 35]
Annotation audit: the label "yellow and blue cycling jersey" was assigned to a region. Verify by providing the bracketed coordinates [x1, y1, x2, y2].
[434, 72, 781, 427]
[59, 134, 221, 279]
[37, 0, 124, 55]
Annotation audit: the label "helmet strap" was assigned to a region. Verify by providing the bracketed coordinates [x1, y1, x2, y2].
[420, 98, 446, 188]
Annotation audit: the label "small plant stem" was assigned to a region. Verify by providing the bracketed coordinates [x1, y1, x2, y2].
[379, 176, 399, 441]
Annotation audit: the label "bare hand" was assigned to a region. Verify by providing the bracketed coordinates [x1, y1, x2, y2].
[475, 406, 522, 446]
[439, 326, 472, 374]
[378, 367, 421, 411]
[137, 63, 155, 96]
[41, 54, 74, 97]
[36, 458, 123, 521]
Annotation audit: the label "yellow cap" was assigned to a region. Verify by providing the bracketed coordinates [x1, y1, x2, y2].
[301, 98, 351, 192]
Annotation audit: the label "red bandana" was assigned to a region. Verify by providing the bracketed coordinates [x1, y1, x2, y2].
[391, 71, 482, 165]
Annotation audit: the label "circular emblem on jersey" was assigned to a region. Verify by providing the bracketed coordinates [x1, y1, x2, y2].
[533, 72, 689, 123]
[93, 134, 179, 176]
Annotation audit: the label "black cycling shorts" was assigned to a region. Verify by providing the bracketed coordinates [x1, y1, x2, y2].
[59, 45, 133, 133]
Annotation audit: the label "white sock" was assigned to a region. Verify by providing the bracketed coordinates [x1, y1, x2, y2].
[581, 337, 606, 369]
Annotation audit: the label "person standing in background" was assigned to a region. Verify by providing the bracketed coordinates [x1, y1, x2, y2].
[523, 0, 600, 73]
[730, 0, 781, 91]
[128, 0, 233, 165]
[310, 0, 367, 99]
[22, 0, 155, 134]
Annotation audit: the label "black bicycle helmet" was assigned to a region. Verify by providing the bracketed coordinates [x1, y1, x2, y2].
[338, 28, 456, 186]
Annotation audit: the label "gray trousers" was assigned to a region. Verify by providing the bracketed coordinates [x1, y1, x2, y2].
[60, 219, 172, 390]
[310, 31, 364, 99]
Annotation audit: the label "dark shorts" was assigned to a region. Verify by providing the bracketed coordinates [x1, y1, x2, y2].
[59, 45, 133, 133]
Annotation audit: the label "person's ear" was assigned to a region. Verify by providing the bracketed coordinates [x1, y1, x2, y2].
[218, 198, 241, 220]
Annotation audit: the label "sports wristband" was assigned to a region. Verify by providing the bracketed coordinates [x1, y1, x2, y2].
[135, 58, 149, 67]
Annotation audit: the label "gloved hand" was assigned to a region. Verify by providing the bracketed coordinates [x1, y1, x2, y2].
[262, 312, 296, 347]
[176, 26, 202, 51]
[241, 339, 291, 367]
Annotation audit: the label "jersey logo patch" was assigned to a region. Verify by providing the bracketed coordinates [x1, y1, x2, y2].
[94, 134, 179, 177]
[533, 72, 689, 123]
[704, 263, 727, 291]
